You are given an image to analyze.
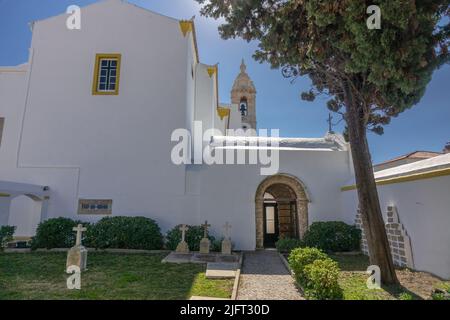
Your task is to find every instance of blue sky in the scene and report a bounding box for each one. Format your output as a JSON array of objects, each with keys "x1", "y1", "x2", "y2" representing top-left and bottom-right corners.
[{"x1": 0, "y1": 0, "x2": 449, "y2": 163}]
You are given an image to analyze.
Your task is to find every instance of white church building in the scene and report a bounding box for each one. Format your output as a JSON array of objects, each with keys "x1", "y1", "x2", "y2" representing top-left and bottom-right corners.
[{"x1": 1, "y1": 0, "x2": 449, "y2": 279}]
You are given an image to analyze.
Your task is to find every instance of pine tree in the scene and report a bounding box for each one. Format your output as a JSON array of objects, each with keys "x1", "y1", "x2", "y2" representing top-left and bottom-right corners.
[{"x1": 195, "y1": 0, "x2": 449, "y2": 284}]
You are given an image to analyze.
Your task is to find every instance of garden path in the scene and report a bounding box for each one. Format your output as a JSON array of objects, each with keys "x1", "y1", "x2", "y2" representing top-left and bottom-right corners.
[{"x1": 236, "y1": 250, "x2": 303, "y2": 300}]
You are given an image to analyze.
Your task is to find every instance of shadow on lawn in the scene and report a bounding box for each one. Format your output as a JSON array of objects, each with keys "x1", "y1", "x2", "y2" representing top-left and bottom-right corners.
[
  {"x1": 330, "y1": 253, "x2": 423, "y2": 300},
  {"x1": 381, "y1": 283, "x2": 422, "y2": 300},
  {"x1": 0, "y1": 252, "x2": 233, "y2": 300}
]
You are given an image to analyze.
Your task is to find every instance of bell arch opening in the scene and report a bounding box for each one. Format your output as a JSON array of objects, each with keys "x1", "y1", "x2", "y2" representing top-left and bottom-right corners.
[{"x1": 255, "y1": 174, "x2": 310, "y2": 248}]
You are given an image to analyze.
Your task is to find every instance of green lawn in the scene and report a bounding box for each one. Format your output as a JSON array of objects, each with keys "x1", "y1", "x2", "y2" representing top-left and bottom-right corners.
[
  {"x1": 0, "y1": 252, "x2": 234, "y2": 300},
  {"x1": 330, "y1": 254, "x2": 449, "y2": 300}
]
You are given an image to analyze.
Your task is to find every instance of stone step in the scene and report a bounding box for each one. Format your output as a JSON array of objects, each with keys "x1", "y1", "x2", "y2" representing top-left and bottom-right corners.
[{"x1": 206, "y1": 262, "x2": 238, "y2": 279}]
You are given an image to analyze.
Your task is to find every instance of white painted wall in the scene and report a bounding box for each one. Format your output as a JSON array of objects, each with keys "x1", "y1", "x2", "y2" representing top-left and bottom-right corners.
[
  {"x1": 192, "y1": 147, "x2": 352, "y2": 249},
  {"x1": 194, "y1": 63, "x2": 216, "y2": 141},
  {"x1": 1, "y1": 0, "x2": 190, "y2": 227},
  {"x1": 341, "y1": 175, "x2": 450, "y2": 280},
  {"x1": 0, "y1": 198, "x2": 11, "y2": 226},
  {"x1": 0, "y1": 0, "x2": 353, "y2": 251},
  {"x1": 8, "y1": 195, "x2": 42, "y2": 236}
]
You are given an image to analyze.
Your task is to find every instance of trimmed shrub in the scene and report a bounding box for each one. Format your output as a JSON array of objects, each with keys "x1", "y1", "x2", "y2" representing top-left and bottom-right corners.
[
  {"x1": 288, "y1": 247, "x2": 328, "y2": 283},
  {"x1": 166, "y1": 225, "x2": 216, "y2": 251},
  {"x1": 288, "y1": 247, "x2": 343, "y2": 300},
  {"x1": 303, "y1": 258, "x2": 343, "y2": 300},
  {"x1": 0, "y1": 225, "x2": 16, "y2": 249},
  {"x1": 398, "y1": 293, "x2": 414, "y2": 300},
  {"x1": 31, "y1": 218, "x2": 88, "y2": 249},
  {"x1": 275, "y1": 237, "x2": 304, "y2": 253},
  {"x1": 88, "y1": 216, "x2": 163, "y2": 250},
  {"x1": 211, "y1": 239, "x2": 222, "y2": 252},
  {"x1": 303, "y1": 221, "x2": 361, "y2": 253}
]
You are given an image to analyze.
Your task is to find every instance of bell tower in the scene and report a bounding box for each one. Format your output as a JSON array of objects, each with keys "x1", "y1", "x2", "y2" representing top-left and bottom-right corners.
[{"x1": 231, "y1": 59, "x2": 257, "y2": 129}]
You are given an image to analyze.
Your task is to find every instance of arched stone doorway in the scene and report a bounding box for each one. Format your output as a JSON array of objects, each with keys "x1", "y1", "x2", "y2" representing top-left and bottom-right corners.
[{"x1": 255, "y1": 174, "x2": 310, "y2": 248}]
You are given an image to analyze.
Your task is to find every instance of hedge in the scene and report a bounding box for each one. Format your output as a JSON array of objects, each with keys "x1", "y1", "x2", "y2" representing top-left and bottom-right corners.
[
  {"x1": 288, "y1": 247, "x2": 328, "y2": 284},
  {"x1": 0, "y1": 225, "x2": 16, "y2": 249},
  {"x1": 31, "y1": 217, "x2": 88, "y2": 250},
  {"x1": 303, "y1": 258, "x2": 342, "y2": 299},
  {"x1": 88, "y1": 216, "x2": 163, "y2": 250},
  {"x1": 275, "y1": 237, "x2": 304, "y2": 253},
  {"x1": 31, "y1": 216, "x2": 163, "y2": 250},
  {"x1": 288, "y1": 247, "x2": 342, "y2": 300},
  {"x1": 166, "y1": 224, "x2": 216, "y2": 251},
  {"x1": 303, "y1": 221, "x2": 361, "y2": 253}
]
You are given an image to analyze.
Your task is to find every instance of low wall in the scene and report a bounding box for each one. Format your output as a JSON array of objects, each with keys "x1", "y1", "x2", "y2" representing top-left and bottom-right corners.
[{"x1": 341, "y1": 173, "x2": 450, "y2": 280}]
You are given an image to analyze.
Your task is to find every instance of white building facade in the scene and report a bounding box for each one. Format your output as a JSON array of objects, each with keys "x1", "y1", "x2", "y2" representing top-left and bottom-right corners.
[
  {"x1": 2, "y1": 0, "x2": 449, "y2": 280},
  {"x1": 0, "y1": 0, "x2": 353, "y2": 250}
]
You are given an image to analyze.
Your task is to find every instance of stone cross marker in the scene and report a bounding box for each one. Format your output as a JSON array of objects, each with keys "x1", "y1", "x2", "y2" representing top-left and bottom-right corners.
[
  {"x1": 176, "y1": 224, "x2": 190, "y2": 253},
  {"x1": 180, "y1": 224, "x2": 189, "y2": 242},
  {"x1": 200, "y1": 220, "x2": 211, "y2": 254},
  {"x1": 66, "y1": 224, "x2": 88, "y2": 272},
  {"x1": 223, "y1": 222, "x2": 232, "y2": 240},
  {"x1": 221, "y1": 222, "x2": 232, "y2": 255},
  {"x1": 202, "y1": 220, "x2": 211, "y2": 238},
  {"x1": 73, "y1": 224, "x2": 87, "y2": 246}
]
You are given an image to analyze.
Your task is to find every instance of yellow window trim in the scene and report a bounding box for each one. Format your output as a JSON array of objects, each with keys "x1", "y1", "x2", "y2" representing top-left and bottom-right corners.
[
  {"x1": 0, "y1": 193, "x2": 10, "y2": 197},
  {"x1": 341, "y1": 167, "x2": 450, "y2": 191},
  {"x1": 92, "y1": 53, "x2": 122, "y2": 96}
]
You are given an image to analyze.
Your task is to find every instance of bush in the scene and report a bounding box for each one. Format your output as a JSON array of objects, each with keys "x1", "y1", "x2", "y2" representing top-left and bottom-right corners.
[
  {"x1": 275, "y1": 238, "x2": 303, "y2": 253},
  {"x1": 303, "y1": 258, "x2": 343, "y2": 300},
  {"x1": 211, "y1": 239, "x2": 222, "y2": 252},
  {"x1": 432, "y1": 285, "x2": 450, "y2": 300},
  {"x1": 288, "y1": 247, "x2": 343, "y2": 300},
  {"x1": 0, "y1": 225, "x2": 16, "y2": 249},
  {"x1": 303, "y1": 221, "x2": 361, "y2": 253},
  {"x1": 398, "y1": 293, "x2": 414, "y2": 300},
  {"x1": 31, "y1": 218, "x2": 88, "y2": 249},
  {"x1": 88, "y1": 216, "x2": 163, "y2": 250},
  {"x1": 166, "y1": 225, "x2": 216, "y2": 251},
  {"x1": 288, "y1": 247, "x2": 328, "y2": 284}
]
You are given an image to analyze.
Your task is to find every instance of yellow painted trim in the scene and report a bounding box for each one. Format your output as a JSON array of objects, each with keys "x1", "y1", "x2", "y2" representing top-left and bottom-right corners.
[
  {"x1": 214, "y1": 64, "x2": 219, "y2": 108},
  {"x1": 179, "y1": 20, "x2": 199, "y2": 63},
  {"x1": 0, "y1": 193, "x2": 10, "y2": 197},
  {"x1": 341, "y1": 185, "x2": 357, "y2": 192},
  {"x1": 341, "y1": 167, "x2": 450, "y2": 191},
  {"x1": 179, "y1": 20, "x2": 192, "y2": 37},
  {"x1": 191, "y1": 21, "x2": 200, "y2": 63},
  {"x1": 207, "y1": 65, "x2": 217, "y2": 78},
  {"x1": 217, "y1": 107, "x2": 230, "y2": 120},
  {"x1": 0, "y1": 70, "x2": 26, "y2": 73},
  {"x1": 92, "y1": 53, "x2": 122, "y2": 96},
  {"x1": 12, "y1": 236, "x2": 32, "y2": 241}
]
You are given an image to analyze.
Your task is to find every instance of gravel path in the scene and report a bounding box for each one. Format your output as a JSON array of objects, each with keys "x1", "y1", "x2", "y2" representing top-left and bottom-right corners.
[{"x1": 237, "y1": 250, "x2": 304, "y2": 300}]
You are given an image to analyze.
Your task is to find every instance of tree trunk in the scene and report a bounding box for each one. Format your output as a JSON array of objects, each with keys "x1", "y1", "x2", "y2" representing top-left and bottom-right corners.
[{"x1": 343, "y1": 83, "x2": 399, "y2": 285}]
